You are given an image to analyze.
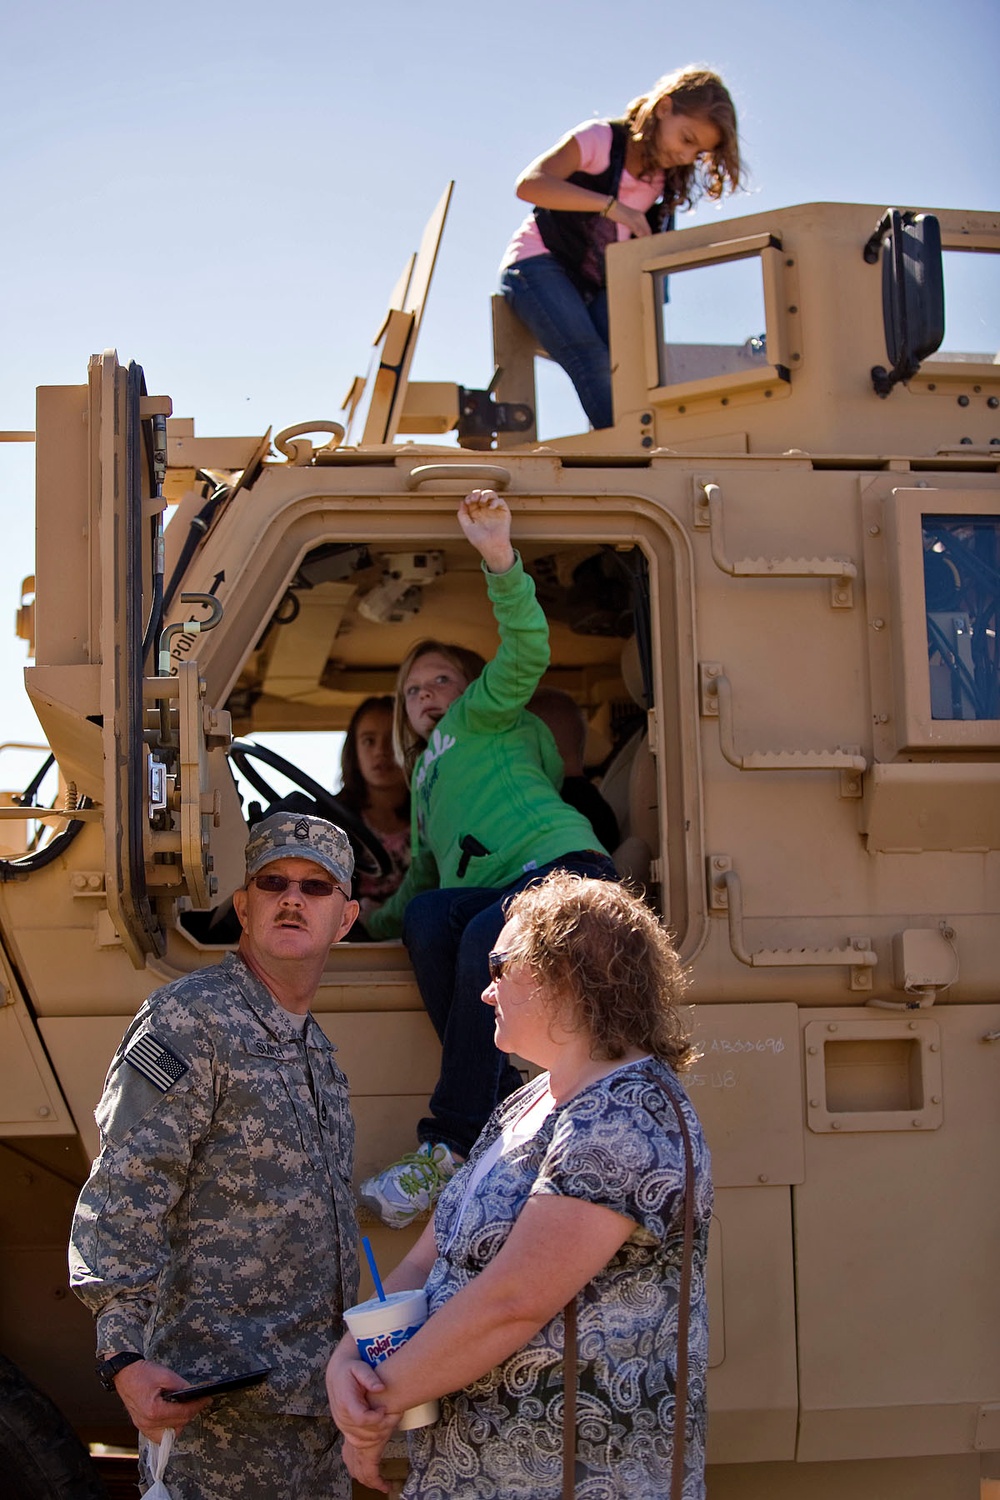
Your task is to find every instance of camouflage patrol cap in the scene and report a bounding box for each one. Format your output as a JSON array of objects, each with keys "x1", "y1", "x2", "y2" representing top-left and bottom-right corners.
[{"x1": 245, "y1": 813, "x2": 354, "y2": 889}]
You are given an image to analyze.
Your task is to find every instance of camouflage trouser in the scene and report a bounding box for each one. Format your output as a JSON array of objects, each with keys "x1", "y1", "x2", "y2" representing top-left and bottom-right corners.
[{"x1": 138, "y1": 1408, "x2": 349, "y2": 1499}]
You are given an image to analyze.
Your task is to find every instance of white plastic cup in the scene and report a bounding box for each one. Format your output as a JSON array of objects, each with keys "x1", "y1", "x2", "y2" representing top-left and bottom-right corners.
[{"x1": 343, "y1": 1288, "x2": 440, "y2": 1430}]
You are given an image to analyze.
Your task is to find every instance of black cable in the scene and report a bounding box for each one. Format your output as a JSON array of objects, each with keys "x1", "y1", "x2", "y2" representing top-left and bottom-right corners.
[
  {"x1": 162, "y1": 478, "x2": 230, "y2": 617},
  {"x1": 926, "y1": 615, "x2": 981, "y2": 716},
  {"x1": 15, "y1": 753, "x2": 55, "y2": 807},
  {"x1": 137, "y1": 369, "x2": 165, "y2": 666},
  {"x1": 0, "y1": 800, "x2": 90, "y2": 881},
  {"x1": 925, "y1": 522, "x2": 1000, "y2": 592},
  {"x1": 126, "y1": 366, "x2": 154, "y2": 924},
  {"x1": 141, "y1": 545, "x2": 164, "y2": 667}
]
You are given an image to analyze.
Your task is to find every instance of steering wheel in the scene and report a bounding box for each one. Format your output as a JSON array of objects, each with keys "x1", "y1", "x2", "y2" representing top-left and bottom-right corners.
[{"x1": 227, "y1": 739, "x2": 393, "y2": 881}]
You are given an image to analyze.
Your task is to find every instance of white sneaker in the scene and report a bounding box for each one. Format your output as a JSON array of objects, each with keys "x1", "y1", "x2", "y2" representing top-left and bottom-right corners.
[{"x1": 359, "y1": 1142, "x2": 461, "y2": 1228}]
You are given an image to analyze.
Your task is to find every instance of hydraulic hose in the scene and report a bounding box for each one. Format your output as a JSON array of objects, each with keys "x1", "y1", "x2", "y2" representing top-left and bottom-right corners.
[
  {"x1": 162, "y1": 477, "x2": 230, "y2": 617},
  {"x1": 0, "y1": 799, "x2": 91, "y2": 880}
]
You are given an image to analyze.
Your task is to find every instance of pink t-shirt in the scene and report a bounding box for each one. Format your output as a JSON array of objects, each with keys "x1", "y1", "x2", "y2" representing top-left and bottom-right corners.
[
  {"x1": 356, "y1": 824, "x2": 410, "y2": 906},
  {"x1": 499, "y1": 120, "x2": 665, "y2": 271}
]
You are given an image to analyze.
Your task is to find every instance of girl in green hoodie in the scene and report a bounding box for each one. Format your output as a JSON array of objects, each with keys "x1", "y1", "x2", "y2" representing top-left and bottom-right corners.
[{"x1": 360, "y1": 490, "x2": 617, "y2": 1228}]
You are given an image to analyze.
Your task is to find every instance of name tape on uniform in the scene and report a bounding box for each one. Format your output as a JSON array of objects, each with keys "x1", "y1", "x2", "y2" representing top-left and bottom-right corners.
[{"x1": 124, "y1": 1032, "x2": 189, "y2": 1093}]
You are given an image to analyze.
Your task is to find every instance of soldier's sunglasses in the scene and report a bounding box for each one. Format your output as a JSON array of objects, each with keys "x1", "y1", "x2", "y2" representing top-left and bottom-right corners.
[
  {"x1": 252, "y1": 873, "x2": 344, "y2": 898},
  {"x1": 487, "y1": 950, "x2": 513, "y2": 984}
]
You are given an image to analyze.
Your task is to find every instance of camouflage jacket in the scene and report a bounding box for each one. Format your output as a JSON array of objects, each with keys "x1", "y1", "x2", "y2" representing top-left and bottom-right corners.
[{"x1": 69, "y1": 952, "x2": 359, "y2": 1415}]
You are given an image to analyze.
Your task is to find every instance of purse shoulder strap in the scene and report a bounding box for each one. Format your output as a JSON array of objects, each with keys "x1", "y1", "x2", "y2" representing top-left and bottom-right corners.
[
  {"x1": 561, "y1": 1293, "x2": 577, "y2": 1500},
  {"x1": 563, "y1": 1076, "x2": 697, "y2": 1500},
  {"x1": 664, "y1": 1083, "x2": 697, "y2": 1500}
]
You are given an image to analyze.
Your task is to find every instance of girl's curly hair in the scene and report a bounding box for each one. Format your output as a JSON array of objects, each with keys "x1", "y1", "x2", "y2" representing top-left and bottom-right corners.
[
  {"x1": 503, "y1": 870, "x2": 694, "y2": 1071},
  {"x1": 626, "y1": 65, "x2": 743, "y2": 209}
]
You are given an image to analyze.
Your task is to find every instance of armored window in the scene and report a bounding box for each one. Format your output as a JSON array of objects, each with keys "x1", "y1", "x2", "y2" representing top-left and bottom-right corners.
[
  {"x1": 881, "y1": 487, "x2": 1000, "y2": 752},
  {"x1": 654, "y1": 254, "x2": 770, "y2": 388},
  {"x1": 923, "y1": 514, "x2": 999, "y2": 722}
]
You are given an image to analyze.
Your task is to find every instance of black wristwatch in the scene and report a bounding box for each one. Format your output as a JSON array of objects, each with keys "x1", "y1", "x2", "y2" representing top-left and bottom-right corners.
[{"x1": 97, "y1": 1351, "x2": 144, "y2": 1391}]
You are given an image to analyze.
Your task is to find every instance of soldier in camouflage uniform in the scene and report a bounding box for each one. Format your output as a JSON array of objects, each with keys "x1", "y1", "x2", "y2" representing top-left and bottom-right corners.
[{"x1": 70, "y1": 813, "x2": 362, "y2": 1499}]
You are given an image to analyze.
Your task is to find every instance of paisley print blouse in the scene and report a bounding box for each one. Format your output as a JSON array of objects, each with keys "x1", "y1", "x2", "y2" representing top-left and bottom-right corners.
[{"x1": 403, "y1": 1058, "x2": 713, "y2": 1499}]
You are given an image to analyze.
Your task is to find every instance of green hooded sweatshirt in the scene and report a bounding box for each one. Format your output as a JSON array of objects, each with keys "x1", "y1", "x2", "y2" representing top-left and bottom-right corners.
[{"x1": 365, "y1": 555, "x2": 608, "y2": 939}]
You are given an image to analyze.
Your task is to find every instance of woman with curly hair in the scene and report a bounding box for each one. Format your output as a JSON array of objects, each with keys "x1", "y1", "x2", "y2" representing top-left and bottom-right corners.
[
  {"x1": 329, "y1": 869, "x2": 712, "y2": 1500},
  {"x1": 500, "y1": 66, "x2": 743, "y2": 430}
]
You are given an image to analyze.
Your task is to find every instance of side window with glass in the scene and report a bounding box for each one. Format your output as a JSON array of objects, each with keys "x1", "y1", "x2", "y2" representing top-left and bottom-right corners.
[
  {"x1": 924, "y1": 515, "x2": 999, "y2": 721},
  {"x1": 656, "y1": 256, "x2": 769, "y2": 386}
]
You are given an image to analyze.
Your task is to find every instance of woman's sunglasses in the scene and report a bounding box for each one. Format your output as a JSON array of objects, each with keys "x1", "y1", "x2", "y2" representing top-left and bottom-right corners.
[
  {"x1": 252, "y1": 873, "x2": 345, "y2": 899},
  {"x1": 487, "y1": 950, "x2": 513, "y2": 984}
]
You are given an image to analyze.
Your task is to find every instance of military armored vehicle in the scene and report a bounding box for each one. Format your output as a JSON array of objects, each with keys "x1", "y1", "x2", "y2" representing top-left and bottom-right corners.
[{"x1": 0, "y1": 195, "x2": 997, "y2": 1499}]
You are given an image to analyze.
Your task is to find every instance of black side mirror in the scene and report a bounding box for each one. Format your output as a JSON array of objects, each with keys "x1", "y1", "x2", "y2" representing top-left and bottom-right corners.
[{"x1": 863, "y1": 209, "x2": 945, "y2": 397}]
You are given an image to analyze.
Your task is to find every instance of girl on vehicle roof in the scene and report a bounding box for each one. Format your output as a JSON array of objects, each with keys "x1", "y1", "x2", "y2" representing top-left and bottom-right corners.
[{"x1": 499, "y1": 66, "x2": 743, "y2": 430}]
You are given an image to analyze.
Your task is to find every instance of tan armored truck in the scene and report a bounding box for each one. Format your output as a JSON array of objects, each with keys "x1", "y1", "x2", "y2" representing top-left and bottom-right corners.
[{"x1": 0, "y1": 198, "x2": 997, "y2": 1500}]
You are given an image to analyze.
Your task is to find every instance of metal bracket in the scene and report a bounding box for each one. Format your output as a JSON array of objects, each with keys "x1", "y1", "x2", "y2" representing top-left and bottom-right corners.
[
  {"x1": 148, "y1": 758, "x2": 168, "y2": 816},
  {"x1": 176, "y1": 662, "x2": 220, "y2": 907},
  {"x1": 707, "y1": 857, "x2": 876, "y2": 989},
  {"x1": 456, "y1": 386, "x2": 534, "y2": 444},
  {"x1": 694, "y1": 480, "x2": 855, "y2": 607},
  {"x1": 839, "y1": 761, "x2": 864, "y2": 799},
  {"x1": 203, "y1": 705, "x2": 232, "y2": 752},
  {"x1": 700, "y1": 665, "x2": 867, "y2": 787}
]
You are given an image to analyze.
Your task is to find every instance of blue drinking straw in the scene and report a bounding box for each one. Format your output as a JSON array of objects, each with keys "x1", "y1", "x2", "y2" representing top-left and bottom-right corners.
[{"x1": 362, "y1": 1236, "x2": 387, "y2": 1302}]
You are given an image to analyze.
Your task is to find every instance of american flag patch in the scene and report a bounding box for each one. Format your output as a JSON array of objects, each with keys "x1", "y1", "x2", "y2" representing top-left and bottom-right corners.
[{"x1": 124, "y1": 1032, "x2": 189, "y2": 1093}]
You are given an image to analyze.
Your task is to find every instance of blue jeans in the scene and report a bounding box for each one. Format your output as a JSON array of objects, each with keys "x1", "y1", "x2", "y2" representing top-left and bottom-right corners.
[
  {"x1": 500, "y1": 256, "x2": 613, "y2": 430},
  {"x1": 402, "y1": 851, "x2": 618, "y2": 1158}
]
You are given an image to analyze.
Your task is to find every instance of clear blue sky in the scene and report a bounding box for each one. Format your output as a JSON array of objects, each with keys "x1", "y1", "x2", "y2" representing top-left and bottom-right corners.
[{"x1": 0, "y1": 0, "x2": 997, "y2": 774}]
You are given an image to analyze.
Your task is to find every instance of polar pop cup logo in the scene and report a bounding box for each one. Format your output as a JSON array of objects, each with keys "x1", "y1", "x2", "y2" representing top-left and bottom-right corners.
[
  {"x1": 343, "y1": 1288, "x2": 440, "y2": 1431},
  {"x1": 357, "y1": 1321, "x2": 423, "y2": 1365}
]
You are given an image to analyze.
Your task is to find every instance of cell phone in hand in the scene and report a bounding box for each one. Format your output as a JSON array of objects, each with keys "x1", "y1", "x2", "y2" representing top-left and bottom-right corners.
[{"x1": 161, "y1": 1366, "x2": 271, "y2": 1403}]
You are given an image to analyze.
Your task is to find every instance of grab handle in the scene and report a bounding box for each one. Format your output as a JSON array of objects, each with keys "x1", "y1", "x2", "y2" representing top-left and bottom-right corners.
[{"x1": 404, "y1": 464, "x2": 511, "y2": 491}]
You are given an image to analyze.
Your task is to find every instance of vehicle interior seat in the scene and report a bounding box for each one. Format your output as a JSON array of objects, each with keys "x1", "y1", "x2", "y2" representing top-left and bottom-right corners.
[{"x1": 598, "y1": 637, "x2": 657, "y2": 889}]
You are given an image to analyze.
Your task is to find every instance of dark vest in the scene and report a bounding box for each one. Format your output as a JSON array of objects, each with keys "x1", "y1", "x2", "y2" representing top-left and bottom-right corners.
[{"x1": 534, "y1": 120, "x2": 675, "y2": 294}]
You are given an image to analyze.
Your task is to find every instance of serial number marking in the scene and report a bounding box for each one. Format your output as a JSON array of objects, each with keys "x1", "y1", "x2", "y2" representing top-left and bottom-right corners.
[
  {"x1": 702, "y1": 1037, "x2": 786, "y2": 1055},
  {"x1": 687, "y1": 1070, "x2": 738, "y2": 1090}
]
